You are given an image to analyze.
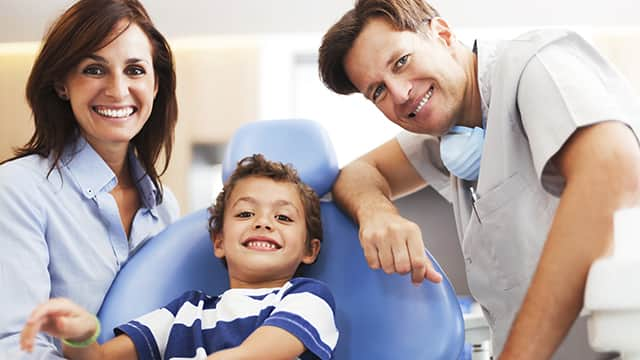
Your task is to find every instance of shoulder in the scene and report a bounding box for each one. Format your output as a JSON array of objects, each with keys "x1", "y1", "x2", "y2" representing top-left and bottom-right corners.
[
  {"x1": 163, "y1": 290, "x2": 216, "y2": 315},
  {"x1": 282, "y1": 278, "x2": 336, "y2": 309},
  {"x1": 0, "y1": 155, "x2": 53, "y2": 199}
]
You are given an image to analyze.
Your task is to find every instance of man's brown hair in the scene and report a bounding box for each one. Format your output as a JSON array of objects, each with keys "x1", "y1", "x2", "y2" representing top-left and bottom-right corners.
[{"x1": 318, "y1": 0, "x2": 439, "y2": 95}]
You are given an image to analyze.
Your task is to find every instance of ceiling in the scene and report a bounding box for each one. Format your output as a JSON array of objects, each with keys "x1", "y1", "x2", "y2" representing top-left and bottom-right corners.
[{"x1": 1, "y1": 0, "x2": 639, "y2": 43}]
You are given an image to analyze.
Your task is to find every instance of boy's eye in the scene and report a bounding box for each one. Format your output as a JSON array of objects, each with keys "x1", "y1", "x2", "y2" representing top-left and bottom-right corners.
[
  {"x1": 126, "y1": 65, "x2": 146, "y2": 76},
  {"x1": 275, "y1": 214, "x2": 293, "y2": 222},
  {"x1": 82, "y1": 65, "x2": 104, "y2": 76},
  {"x1": 372, "y1": 84, "x2": 386, "y2": 102},
  {"x1": 236, "y1": 211, "x2": 254, "y2": 218}
]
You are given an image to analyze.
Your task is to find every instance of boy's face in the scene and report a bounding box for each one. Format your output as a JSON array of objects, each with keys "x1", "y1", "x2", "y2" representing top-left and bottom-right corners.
[{"x1": 213, "y1": 176, "x2": 320, "y2": 288}]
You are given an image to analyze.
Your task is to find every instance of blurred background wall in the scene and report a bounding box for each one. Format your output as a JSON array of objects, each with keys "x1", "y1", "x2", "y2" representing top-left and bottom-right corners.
[{"x1": 2, "y1": 0, "x2": 640, "y2": 299}]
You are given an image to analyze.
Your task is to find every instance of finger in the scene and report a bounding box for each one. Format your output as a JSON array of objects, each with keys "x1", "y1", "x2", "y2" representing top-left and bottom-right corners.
[
  {"x1": 20, "y1": 317, "x2": 45, "y2": 352},
  {"x1": 362, "y1": 243, "x2": 381, "y2": 270},
  {"x1": 424, "y1": 259, "x2": 443, "y2": 283},
  {"x1": 407, "y1": 238, "x2": 427, "y2": 284},
  {"x1": 391, "y1": 239, "x2": 411, "y2": 275},
  {"x1": 377, "y1": 242, "x2": 395, "y2": 274}
]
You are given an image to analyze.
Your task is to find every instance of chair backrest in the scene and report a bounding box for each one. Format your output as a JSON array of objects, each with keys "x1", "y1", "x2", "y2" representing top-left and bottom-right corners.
[{"x1": 98, "y1": 119, "x2": 465, "y2": 359}]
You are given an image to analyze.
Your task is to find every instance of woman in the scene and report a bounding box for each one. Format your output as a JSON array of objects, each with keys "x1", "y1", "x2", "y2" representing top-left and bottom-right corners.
[{"x1": 0, "y1": 0, "x2": 179, "y2": 357}]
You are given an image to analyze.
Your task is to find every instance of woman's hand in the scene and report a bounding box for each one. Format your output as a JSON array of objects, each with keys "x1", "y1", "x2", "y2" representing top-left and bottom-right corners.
[{"x1": 20, "y1": 298, "x2": 97, "y2": 353}]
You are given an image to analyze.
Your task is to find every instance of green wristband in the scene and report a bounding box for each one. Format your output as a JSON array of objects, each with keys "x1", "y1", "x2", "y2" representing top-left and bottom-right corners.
[{"x1": 62, "y1": 315, "x2": 100, "y2": 348}]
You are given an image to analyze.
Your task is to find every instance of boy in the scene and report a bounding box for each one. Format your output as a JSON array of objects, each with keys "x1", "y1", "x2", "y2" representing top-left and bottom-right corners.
[{"x1": 20, "y1": 154, "x2": 339, "y2": 359}]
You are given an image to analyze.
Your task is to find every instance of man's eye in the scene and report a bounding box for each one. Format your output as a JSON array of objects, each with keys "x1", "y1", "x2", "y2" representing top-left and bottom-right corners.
[
  {"x1": 82, "y1": 65, "x2": 104, "y2": 76},
  {"x1": 372, "y1": 84, "x2": 386, "y2": 102},
  {"x1": 275, "y1": 214, "x2": 292, "y2": 222},
  {"x1": 236, "y1": 211, "x2": 253, "y2": 218},
  {"x1": 396, "y1": 54, "x2": 409, "y2": 68}
]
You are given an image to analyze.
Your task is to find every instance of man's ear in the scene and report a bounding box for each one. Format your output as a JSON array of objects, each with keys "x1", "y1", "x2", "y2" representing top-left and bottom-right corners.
[
  {"x1": 301, "y1": 238, "x2": 321, "y2": 265},
  {"x1": 428, "y1": 17, "x2": 455, "y2": 46},
  {"x1": 212, "y1": 232, "x2": 225, "y2": 259}
]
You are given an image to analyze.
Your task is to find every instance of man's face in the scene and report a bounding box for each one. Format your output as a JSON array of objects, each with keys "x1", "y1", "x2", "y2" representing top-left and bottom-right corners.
[{"x1": 343, "y1": 17, "x2": 468, "y2": 136}]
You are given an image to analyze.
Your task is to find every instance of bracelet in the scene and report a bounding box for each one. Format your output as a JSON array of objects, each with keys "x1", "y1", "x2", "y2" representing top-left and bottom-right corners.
[{"x1": 62, "y1": 315, "x2": 101, "y2": 348}]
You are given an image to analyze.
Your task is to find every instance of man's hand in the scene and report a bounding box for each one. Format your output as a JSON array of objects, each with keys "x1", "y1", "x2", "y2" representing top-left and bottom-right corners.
[{"x1": 359, "y1": 209, "x2": 442, "y2": 285}]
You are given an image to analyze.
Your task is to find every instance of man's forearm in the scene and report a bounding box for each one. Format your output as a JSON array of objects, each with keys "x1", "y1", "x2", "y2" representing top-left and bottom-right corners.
[{"x1": 332, "y1": 160, "x2": 397, "y2": 223}]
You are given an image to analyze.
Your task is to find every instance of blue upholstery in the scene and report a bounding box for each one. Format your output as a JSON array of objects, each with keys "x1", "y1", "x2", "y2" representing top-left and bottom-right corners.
[{"x1": 98, "y1": 119, "x2": 465, "y2": 358}]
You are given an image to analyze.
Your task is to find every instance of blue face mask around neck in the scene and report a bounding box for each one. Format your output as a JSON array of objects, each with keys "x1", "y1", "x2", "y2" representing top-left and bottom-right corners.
[{"x1": 439, "y1": 125, "x2": 485, "y2": 181}]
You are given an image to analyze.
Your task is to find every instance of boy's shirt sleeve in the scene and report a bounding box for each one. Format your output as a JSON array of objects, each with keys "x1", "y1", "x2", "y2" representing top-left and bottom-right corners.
[
  {"x1": 264, "y1": 278, "x2": 339, "y2": 360},
  {"x1": 114, "y1": 290, "x2": 202, "y2": 360}
]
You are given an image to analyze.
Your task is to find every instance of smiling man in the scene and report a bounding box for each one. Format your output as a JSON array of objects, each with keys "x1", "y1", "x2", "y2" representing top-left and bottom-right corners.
[{"x1": 318, "y1": 0, "x2": 640, "y2": 358}]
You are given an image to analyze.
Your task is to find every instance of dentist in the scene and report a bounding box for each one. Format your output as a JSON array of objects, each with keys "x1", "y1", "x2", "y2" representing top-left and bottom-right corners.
[{"x1": 318, "y1": 0, "x2": 640, "y2": 358}]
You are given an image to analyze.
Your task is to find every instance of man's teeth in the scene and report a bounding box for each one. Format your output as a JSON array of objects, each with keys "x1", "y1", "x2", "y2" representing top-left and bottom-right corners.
[
  {"x1": 413, "y1": 88, "x2": 434, "y2": 115},
  {"x1": 94, "y1": 107, "x2": 134, "y2": 118},
  {"x1": 246, "y1": 241, "x2": 278, "y2": 249}
]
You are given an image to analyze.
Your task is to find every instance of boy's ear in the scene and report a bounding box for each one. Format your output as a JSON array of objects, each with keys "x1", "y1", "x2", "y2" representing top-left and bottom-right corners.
[
  {"x1": 212, "y1": 232, "x2": 225, "y2": 259},
  {"x1": 301, "y1": 238, "x2": 321, "y2": 265}
]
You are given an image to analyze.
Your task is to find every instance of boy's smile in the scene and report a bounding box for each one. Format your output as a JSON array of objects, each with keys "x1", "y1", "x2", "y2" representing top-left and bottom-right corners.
[{"x1": 214, "y1": 176, "x2": 320, "y2": 288}]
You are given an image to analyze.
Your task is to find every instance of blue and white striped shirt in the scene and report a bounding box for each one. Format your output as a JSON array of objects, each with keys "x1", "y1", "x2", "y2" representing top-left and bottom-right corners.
[{"x1": 117, "y1": 277, "x2": 339, "y2": 360}]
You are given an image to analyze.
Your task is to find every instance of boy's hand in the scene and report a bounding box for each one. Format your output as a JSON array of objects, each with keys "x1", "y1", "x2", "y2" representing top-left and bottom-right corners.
[{"x1": 20, "y1": 298, "x2": 97, "y2": 353}]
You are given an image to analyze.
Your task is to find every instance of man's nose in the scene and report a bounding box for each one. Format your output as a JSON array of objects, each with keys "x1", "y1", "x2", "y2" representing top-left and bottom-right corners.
[{"x1": 387, "y1": 78, "x2": 411, "y2": 105}]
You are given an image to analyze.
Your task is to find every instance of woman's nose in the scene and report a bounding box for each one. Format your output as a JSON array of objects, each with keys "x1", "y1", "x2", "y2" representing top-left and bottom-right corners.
[{"x1": 104, "y1": 73, "x2": 129, "y2": 99}]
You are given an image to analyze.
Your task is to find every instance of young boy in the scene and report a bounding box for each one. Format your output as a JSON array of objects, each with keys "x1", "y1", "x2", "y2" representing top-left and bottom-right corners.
[{"x1": 20, "y1": 154, "x2": 339, "y2": 359}]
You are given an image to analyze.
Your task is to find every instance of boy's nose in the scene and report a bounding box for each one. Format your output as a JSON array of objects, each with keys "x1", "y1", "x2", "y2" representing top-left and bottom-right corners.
[{"x1": 254, "y1": 223, "x2": 272, "y2": 231}]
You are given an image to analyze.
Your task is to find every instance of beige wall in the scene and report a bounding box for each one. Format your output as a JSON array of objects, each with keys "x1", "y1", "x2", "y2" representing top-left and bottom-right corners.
[
  {"x1": 2, "y1": 31, "x2": 639, "y2": 213},
  {"x1": 0, "y1": 40, "x2": 261, "y2": 214}
]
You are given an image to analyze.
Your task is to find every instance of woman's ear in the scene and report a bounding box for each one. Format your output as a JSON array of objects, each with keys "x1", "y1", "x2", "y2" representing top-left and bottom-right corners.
[
  {"x1": 301, "y1": 238, "x2": 321, "y2": 265},
  {"x1": 54, "y1": 82, "x2": 69, "y2": 101},
  {"x1": 212, "y1": 232, "x2": 225, "y2": 259}
]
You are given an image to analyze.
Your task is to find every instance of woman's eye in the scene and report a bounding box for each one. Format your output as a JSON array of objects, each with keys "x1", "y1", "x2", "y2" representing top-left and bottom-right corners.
[
  {"x1": 275, "y1": 214, "x2": 292, "y2": 222},
  {"x1": 126, "y1": 65, "x2": 146, "y2": 76},
  {"x1": 372, "y1": 84, "x2": 386, "y2": 102},
  {"x1": 395, "y1": 54, "x2": 409, "y2": 68},
  {"x1": 82, "y1": 65, "x2": 104, "y2": 76},
  {"x1": 236, "y1": 211, "x2": 253, "y2": 218}
]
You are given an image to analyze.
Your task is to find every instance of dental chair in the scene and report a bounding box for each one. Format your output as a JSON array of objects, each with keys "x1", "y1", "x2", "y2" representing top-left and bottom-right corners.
[{"x1": 97, "y1": 119, "x2": 465, "y2": 359}]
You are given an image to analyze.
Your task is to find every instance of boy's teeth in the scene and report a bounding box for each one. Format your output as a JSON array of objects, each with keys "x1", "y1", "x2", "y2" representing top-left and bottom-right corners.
[{"x1": 247, "y1": 241, "x2": 277, "y2": 249}]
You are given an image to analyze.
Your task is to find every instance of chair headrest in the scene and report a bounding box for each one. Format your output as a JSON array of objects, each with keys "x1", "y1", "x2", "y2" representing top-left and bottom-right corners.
[{"x1": 222, "y1": 119, "x2": 339, "y2": 196}]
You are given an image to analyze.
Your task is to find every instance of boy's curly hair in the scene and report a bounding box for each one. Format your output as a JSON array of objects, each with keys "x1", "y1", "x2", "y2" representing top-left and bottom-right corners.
[{"x1": 208, "y1": 154, "x2": 322, "y2": 248}]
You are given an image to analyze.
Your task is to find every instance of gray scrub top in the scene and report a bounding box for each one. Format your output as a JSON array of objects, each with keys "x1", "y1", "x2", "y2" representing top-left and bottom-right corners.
[{"x1": 397, "y1": 29, "x2": 640, "y2": 355}]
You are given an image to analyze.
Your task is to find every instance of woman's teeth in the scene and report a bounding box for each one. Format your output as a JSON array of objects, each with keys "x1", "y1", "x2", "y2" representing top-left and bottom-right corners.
[
  {"x1": 409, "y1": 87, "x2": 434, "y2": 118},
  {"x1": 94, "y1": 106, "x2": 134, "y2": 118}
]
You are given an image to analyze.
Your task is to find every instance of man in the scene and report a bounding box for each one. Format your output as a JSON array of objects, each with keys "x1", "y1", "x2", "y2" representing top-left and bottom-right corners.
[{"x1": 318, "y1": 0, "x2": 640, "y2": 358}]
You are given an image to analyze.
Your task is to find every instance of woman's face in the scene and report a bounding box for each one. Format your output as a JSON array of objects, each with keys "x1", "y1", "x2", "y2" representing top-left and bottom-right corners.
[
  {"x1": 61, "y1": 20, "x2": 157, "y2": 155},
  {"x1": 343, "y1": 17, "x2": 469, "y2": 136}
]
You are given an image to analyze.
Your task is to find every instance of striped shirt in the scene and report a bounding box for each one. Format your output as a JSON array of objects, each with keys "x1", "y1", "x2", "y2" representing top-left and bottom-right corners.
[{"x1": 116, "y1": 277, "x2": 338, "y2": 360}]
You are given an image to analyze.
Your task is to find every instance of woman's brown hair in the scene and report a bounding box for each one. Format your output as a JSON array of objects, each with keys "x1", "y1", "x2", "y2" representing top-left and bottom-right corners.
[{"x1": 8, "y1": 0, "x2": 177, "y2": 204}]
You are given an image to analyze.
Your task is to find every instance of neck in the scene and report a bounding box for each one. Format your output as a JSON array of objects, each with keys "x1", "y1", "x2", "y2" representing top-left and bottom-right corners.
[
  {"x1": 458, "y1": 43, "x2": 483, "y2": 128},
  {"x1": 228, "y1": 276, "x2": 291, "y2": 290}
]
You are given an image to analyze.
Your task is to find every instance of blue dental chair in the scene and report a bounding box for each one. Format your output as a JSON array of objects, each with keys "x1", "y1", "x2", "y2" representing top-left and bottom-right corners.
[{"x1": 97, "y1": 119, "x2": 465, "y2": 359}]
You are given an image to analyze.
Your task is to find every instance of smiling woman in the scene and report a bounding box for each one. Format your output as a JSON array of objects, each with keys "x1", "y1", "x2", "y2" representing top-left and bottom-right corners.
[{"x1": 0, "y1": 0, "x2": 180, "y2": 358}]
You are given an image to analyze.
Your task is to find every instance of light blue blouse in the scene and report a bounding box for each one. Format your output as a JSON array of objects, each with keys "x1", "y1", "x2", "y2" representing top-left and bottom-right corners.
[{"x1": 0, "y1": 136, "x2": 179, "y2": 358}]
